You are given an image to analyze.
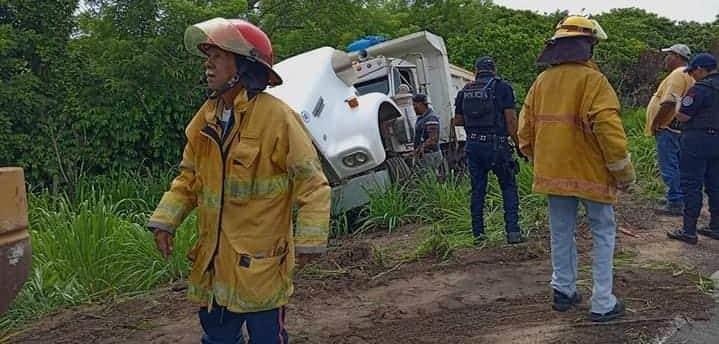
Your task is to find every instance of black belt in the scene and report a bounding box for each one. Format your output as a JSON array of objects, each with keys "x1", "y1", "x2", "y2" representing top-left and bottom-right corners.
[
  {"x1": 467, "y1": 133, "x2": 508, "y2": 142},
  {"x1": 668, "y1": 118, "x2": 682, "y2": 131},
  {"x1": 684, "y1": 128, "x2": 718, "y2": 134}
]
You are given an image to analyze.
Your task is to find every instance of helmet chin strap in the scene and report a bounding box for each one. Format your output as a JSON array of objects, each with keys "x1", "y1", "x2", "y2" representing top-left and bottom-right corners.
[{"x1": 207, "y1": 73, "x2": 242, "y2": 100}]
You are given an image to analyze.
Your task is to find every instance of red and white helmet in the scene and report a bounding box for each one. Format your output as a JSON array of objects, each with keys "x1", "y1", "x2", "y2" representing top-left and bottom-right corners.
[{"x1": 184, "y1": 17, "x2": 282, "y2": 86}]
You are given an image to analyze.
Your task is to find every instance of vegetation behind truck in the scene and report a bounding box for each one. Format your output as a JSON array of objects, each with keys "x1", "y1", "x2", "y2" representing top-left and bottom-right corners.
[{"x1": 268, "y1": 31, "x2": 473, "y2": 213}]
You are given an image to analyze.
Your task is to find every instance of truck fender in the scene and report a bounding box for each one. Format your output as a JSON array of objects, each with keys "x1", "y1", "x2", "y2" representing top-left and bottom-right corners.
[{"x1": 325, "y1": 93, "x2": 401, "y2": 179}]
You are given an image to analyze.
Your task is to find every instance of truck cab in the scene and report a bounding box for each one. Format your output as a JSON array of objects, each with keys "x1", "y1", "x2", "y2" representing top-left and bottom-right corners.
[
  {"x1": 267, "y1": 31, "x2": 473, "y2": 213},
  {"x1": 348, "y1": 31, "x2": 474, "y2": 151},
  {"x1": 353, "y1": 57, "x2": 421, "y2": 155}
]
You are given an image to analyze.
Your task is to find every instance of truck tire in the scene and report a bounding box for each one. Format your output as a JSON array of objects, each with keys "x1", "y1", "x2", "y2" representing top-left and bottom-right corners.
[{"x1": 385, "y1": 157, "x2": 411, "y2": 183}]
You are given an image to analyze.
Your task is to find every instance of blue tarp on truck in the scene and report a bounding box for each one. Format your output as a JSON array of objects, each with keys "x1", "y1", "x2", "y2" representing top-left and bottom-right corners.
[{"x1": 346, "y1": 36, "x2": 387, "y2": 53}]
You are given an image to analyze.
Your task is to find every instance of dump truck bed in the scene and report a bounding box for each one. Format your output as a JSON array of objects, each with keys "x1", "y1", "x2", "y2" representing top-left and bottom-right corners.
[{"x1": 349, "y1": 31, "x2": 473, "y2": 142}]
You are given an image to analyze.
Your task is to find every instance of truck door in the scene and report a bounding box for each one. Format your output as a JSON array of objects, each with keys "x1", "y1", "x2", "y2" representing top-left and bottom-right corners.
[{"x1": 388, "y1": 67, "x2": 415, "y2": 150}]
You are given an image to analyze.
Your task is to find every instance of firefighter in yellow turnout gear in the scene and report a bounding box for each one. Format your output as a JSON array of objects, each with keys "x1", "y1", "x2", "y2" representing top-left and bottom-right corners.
[
  {"x1": 148, "y1": 18, "x2": 330, "y2": 343},
  {"x1": 518, "y1": 16, "x2": 635, "y2": 323}
]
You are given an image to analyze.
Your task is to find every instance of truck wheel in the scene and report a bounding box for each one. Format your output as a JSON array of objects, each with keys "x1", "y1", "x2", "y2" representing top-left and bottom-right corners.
[{"x1": 386, "y1": 157, "x2": 411, "y2": 183}]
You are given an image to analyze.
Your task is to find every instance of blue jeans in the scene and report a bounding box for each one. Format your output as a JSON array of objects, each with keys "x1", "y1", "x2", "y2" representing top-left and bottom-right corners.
[
  {"x1": 465, "y1": 139, "x2": 520, "y2": 237},
  {"x1": 199, "y1": 305, "x2": 288, "y2": 344},
  {"x1": 680, "y1": 130, "x2": 719, "y2": 235},
  {"x1": 548, "y1": 196, "x2": 617, "y2": 314},
  {"x1": 656, "y1": 130, "x2": 683, "y2": 205}
]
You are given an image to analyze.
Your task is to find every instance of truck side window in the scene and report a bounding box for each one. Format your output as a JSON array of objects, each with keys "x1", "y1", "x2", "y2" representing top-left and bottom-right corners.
[{"x1": 395, "y1": 69, "x2": 416, "y2": 94}]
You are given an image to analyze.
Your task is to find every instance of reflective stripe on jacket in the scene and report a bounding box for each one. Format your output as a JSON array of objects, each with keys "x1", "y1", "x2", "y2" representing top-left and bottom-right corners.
[
  {"x1": 149, "y1": 88, "x2": 331, "y2": 312},
  {"x1": 518, "y1": 61, "x2": 635, "y2": 203}
]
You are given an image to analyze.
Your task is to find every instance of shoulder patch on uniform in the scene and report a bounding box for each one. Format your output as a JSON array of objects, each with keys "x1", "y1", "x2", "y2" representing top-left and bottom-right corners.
[{"x1": 682, "y1": 96, "x2": 694, "y2": 107}]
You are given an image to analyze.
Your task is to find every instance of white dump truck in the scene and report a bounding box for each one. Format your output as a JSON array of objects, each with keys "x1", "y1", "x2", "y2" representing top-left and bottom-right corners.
[{"x1": 267, "y1": 31, "x2": 474, "y2": 212}]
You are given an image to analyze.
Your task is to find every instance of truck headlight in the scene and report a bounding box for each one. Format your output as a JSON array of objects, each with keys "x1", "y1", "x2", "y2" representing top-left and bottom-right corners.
[
  {"x1": 343, "y1": 155, "x2": 357, "y2": 167},
  {"x1": 354, "y1": 152, "x2": 368, "y2": 164},
  {"x1": 342, "y1": 152, "x2": 368, "y2": 167}
]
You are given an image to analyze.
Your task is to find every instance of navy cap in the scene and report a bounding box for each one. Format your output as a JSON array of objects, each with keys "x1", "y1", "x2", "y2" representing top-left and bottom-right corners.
[
  {"x1": 685, "y1": 53, "x2": 717, "y2": 73},
  {"x1": 475, "y1": 56, "x2": 496, "y2": 72},
  {"x1": 412, "y1": 93, "x2": 428, "y2": 103}
]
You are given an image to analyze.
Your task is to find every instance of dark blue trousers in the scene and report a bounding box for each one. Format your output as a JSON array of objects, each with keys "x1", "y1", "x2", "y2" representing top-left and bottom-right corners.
[
  {"x1": 465, "y1": 138, "x2": 520, "y2": 238},
  {"x1": 680, "y1": 130, "x2": 719, "y2": 235},
  {"x1": 198, "y1": 304, "x2": 288, "y2": 344}
]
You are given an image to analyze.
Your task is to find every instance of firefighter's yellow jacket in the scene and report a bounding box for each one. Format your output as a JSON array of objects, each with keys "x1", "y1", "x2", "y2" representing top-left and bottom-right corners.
[
  {"x1": 518, "y1": 61, "x2": 635, "y2": 204},
  {"x1": 149, "y1": 88, "x2": 331, "y2": 313}
]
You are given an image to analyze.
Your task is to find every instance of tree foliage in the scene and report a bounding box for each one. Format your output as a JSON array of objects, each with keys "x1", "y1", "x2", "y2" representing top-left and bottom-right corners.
[{"x1": 1, "y1": 0, "x2": 718, "y2": 186}]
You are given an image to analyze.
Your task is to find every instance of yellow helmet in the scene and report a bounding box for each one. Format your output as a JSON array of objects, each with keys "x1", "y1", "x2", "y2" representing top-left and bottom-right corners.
[{"x1": 552, "y1": 16, "x2": 607, "y2": 40}]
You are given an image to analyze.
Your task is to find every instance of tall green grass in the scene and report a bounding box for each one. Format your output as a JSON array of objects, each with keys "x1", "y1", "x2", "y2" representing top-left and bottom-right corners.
[
  {"x1": 359, "y1": 182, "x2": 419, "y2": 233},
  {"x1": 623, "y1": 108, "x2": 664, "y2": 200},
  {"x1": 362, "y1": 108, "x2": 658, "y2": 258},
  {"x1": 360, "y1": 169, "x2": 546, "y2": 259},
  {"x1": 415, "y1": 169, "x2": 546, "y2": 258},
  {"x1": 1, "y1": 170, "x2": 196, "y2": 338}
]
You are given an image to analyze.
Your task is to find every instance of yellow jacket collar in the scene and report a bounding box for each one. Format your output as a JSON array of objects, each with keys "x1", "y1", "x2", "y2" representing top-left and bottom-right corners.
[{"x1": 203, "y1": 87, "x2": 251, "y2": 124}]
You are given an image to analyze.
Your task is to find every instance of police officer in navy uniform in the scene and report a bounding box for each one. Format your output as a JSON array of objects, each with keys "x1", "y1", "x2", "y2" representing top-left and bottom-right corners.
[
  {"x1": 454, "y1": 56, "x2": 524, "y2": 244},
  {"x1": 667, "y1": 53, "x2": 719, "y2": 244}
]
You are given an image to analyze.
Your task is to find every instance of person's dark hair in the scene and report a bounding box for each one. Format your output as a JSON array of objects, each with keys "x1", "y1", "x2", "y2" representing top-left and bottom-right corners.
[
  {"x1": 537, "y1": 36, "x2": 595, "y2": 66},
  {"x1": 412, "y1": 93, "x2": 429, "y2": 104},
  {"x1": 235, "y1": 55, "x2": 270, "y2": 98}
]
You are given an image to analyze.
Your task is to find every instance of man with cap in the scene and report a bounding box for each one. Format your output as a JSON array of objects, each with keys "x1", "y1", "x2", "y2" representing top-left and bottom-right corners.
[
  {"x1": 518, "y1": 16, "x2": 635, "y2": 322},
  {"x1": 454, "y1": 56, "x2": 524, "y2": 245},
  {"x1": 148, "y1": 18, "x2": 330, "y2": 343},
  {"x1": 412, "y1": 93, "x2": 443, "y2": 175},
  {"x1": 667, "y1": 53, "x2": 719, "y2": 244},
  {"x1": 645, "y1": 44, "x2": 694, "y2": 216}
]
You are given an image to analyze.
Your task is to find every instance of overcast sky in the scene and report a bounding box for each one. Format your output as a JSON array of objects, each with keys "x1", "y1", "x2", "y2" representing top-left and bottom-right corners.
[{"x1": 493, "y1": 0, "x2": 718, "y2": 23}]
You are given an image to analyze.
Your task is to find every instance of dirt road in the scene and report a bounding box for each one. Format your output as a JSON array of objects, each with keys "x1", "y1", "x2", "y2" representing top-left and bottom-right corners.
[{"x1": 8, "y1": 197, "x2": 719, "y2": 344}]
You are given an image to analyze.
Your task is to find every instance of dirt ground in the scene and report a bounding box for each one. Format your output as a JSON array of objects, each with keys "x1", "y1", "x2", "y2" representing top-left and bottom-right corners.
[{"x1": 7, "y1": 196, "x2": 719, "y2": 344}]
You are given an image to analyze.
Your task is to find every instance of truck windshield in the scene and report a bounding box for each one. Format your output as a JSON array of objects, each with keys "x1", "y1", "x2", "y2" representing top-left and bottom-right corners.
[{"x1": 354, "y1": 77, "x2": 389, "y2": 95}]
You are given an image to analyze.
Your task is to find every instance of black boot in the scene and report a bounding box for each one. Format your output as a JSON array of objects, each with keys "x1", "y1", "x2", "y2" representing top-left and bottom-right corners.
[
  {"x1": 591, "y1": 300, "x2": 625, "y2": 322},
  {"x1": 506, "y1": 232, "x2": 524, "y2": 245},
  {"x1": 552, "y1": 289, "x2": 582, "y2": 312},
  {"x1": 667, "y1": 229, "x2": 698, "y2": 245}
]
